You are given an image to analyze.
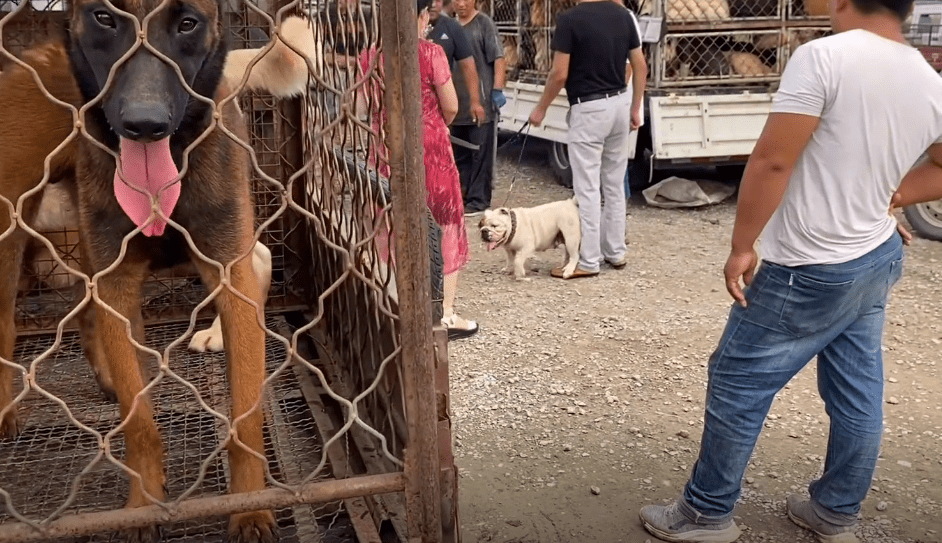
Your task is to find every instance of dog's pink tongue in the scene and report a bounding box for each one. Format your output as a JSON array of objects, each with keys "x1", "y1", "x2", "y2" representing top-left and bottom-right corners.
[
  {"x1": 113, "y1": 137, "x2": 180, "y2": 237},
  {"x1": 487, "y1": 241, "x2": 499, "y2": 251}
]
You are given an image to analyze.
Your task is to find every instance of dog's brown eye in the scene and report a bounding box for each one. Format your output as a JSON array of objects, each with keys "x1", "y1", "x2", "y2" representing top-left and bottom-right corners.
[
  {"x1": 177, "y1": 17, "x2": 198, "y2": 33},
  {"x1": 94, "y1": 10, "x2": 116, "y2": 28}
]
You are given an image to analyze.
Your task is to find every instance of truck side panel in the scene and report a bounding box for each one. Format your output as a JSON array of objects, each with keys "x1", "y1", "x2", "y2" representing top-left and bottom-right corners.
[{"x1": 649, "y1": 93, "x2": 772, "y2": 161}]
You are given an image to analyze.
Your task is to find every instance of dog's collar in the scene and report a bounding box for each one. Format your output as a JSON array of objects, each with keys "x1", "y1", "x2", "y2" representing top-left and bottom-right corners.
[{"x1": 506, "y1": 210, "x2": 517, "y2": 246}]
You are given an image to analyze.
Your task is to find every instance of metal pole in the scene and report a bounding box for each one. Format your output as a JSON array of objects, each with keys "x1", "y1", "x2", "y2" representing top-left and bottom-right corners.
[
  {"x1": 0, "y1": 473, "x2": 405, "y2": 543},
  {"x1": 377, "y1": 0, "x2": 443, "y2": 542}
]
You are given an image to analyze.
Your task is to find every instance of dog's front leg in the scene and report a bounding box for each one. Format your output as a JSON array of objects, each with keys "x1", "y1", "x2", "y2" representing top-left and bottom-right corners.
[
  {"x1": 0, "y1": 229, "x2": 28, "y2": 438},
  {"x1": 75, "y1": 245, "x2": 117, "y2": 402},
  {"x1": 501, "y1": 249, "x2": 515, "y2": 275},
  {"x1": 512, "y1": 250, "x2": 531, "y2": 281},
  {"x1": 95, "y1": 261, "x2": 166, "y2": 540},
  {"x1": 193, "y1": 247, "x2": 275, "y2": 542}
]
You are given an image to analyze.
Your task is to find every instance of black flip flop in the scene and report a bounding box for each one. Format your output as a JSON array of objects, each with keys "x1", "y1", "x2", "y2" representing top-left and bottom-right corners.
[{"x1": 447, "y1": 321, "x2": 479, "y2": 340}]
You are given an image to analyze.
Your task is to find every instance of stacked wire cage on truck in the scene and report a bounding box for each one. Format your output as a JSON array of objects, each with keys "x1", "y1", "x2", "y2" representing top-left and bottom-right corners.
[
  {"x1": 645, "y1": 0, "x2": 829, "y2": 88},
  {"x1": 0, "y1": 0, "x2": 455, "y2": 541},
  {"x1": 488, "y1": 0, "x2": 829, "y2": 88}
]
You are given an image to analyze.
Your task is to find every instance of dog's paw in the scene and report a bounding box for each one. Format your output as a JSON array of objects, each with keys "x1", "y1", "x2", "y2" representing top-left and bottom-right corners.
[
  {"x1": 121, "y1": 524, "x2": 163, "y2": 543},
  {"x1": 188, "y1": 318, "x2": 225, "y2": 353},
  {"x1": 228, "y1": 511, "x2": 277, "y2": 543},
  {"x1": 93, "y1": 374, "x2": 118, "y2": 403},
  {"x1": 513, "y1": 275, "x2": 532, "y2": 282},
  {"x1": 0, "y1": 407, "x2": 20, "y2": 440}
]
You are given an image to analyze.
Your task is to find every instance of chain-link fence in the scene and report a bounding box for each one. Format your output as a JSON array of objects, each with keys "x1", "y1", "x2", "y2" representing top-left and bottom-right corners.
[
  {"x1": 786, "y1": 0, "x2": 828, "y2": 20},
  {"x1": 0, "y1": 0, "x2": 452, "y2": 541},
  {"x1": 653, "y1": 29, "x2": 784, "y2": 86}
]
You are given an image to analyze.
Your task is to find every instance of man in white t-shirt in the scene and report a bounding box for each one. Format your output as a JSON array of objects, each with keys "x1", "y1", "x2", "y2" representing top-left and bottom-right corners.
[{"x1": 640, "y1": 1, "x2": 942, "y2": 542}]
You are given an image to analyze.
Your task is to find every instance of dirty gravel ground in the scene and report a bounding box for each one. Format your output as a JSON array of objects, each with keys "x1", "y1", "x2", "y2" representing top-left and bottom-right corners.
[{"x1": 450, "y1": 139, "x2": 942, "y2": 543}]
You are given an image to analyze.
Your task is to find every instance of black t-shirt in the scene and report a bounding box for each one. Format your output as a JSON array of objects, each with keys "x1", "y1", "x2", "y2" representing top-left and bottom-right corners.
[
  {"x1": 428, "y1": 14, "x2": 473, "y2": 73},
  {"x1": 551, "y1": 1, "x2": 641, "y2": 103},
  {"x1": 451, "y1": 13, "x2": 503, "y2": 125}
]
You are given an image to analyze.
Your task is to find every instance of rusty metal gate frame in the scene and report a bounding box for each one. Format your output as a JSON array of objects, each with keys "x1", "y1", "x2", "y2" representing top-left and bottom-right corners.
[{"x1": 0, "y1": 0, "x2": 455, "y2": 540}]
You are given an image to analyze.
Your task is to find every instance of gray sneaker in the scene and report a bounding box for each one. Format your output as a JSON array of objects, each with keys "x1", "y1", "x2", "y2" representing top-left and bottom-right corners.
[
  {"x1": 786, "y1": 495, "x2": 859, "y2": 543},
  {"x1": 640, "y1": 500, "x2": 742, "y2": 543}
]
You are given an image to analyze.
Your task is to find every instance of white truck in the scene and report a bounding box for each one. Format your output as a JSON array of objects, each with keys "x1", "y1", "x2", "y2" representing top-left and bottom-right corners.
[
  {"x1": 484, "y1": 0, "x2": 831, "y2": 189},
  {"x1": 902, "y1": 1, "x2": 942, "y2": 240}
]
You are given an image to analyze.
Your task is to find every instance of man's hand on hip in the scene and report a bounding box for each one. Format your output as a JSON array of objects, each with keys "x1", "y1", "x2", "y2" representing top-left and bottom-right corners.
[{"x1": 724, "y1": 248, "x2": 758, "y2": 308}]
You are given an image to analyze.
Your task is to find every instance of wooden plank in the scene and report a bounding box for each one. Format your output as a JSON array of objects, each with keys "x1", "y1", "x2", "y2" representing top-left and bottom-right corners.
[{"x1": 293, "y1": 364, "x2": 384, "y2": 543}]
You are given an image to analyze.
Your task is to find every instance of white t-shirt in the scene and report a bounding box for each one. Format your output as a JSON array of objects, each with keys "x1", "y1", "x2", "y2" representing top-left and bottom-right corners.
[{"x1": 762, "y1": 29, "x2": 942, "y2": 266}]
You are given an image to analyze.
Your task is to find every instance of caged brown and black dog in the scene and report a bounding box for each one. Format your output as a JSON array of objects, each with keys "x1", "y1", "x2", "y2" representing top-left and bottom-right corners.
[{"x1": 0, "y1": 1, "x2": 314, "y2": 541}]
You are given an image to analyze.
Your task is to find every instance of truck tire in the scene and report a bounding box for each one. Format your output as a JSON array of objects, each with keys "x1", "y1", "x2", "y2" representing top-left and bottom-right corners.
[
  {"x1": 334, "y1": 148, "x2": 444, "y2": 323},
  {"x1": 549, "y1": 141, "x2": 573, "y2": 189},
  {"x1": 628, "y1": 124, "x2": 653, "y2": 192},
  {"x1": 904, "y1": 201, "x2": 942, "y2": 241},
  {"x1": 427, "y1": 210, "x2": 444, "y2": 323}
]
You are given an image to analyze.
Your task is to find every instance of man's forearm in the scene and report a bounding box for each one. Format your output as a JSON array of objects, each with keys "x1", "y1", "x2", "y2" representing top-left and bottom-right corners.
[
  {"x1": 458, "y1": 58, "x2": 482, "y2": 106},
  {"x1": 631, "y1": 62, "x2": 646, "y2": 111},
  {"x1": 895, "y1": 159, "x2": 942, "y2": 208},
  {"x1": 731, "y1": 157, "x2": 791, "y2": 252},
  {"x1": 494, "y1": 57, "x2": 507, "y2": 89}
]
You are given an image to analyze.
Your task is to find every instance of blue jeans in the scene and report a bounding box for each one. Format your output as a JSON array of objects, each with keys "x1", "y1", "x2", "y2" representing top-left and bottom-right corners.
[{"x1": 683, "y1": 233, "x2": 904, "y2": 526}]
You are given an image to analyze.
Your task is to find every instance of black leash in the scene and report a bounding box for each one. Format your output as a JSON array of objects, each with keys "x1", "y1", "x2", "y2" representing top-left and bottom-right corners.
[{"x1": 498, "y1": 121, "x2": 531, "y2": 209}]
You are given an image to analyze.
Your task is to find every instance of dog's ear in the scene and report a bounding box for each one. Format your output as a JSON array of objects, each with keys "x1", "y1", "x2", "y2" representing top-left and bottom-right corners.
[{"x1": 499, "y1": 208, "x2": 509, "y2": 216}]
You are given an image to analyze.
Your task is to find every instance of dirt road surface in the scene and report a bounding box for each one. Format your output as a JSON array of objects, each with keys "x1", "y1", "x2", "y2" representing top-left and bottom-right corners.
[{"x1": 452, "y1": 140, "x2": 942, "y2": 543}]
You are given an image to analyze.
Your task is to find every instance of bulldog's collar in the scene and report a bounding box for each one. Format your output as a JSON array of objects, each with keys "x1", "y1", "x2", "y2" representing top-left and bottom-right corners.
[{"x1": 506, "y1": 210, "x2": 517, "y2": 246}]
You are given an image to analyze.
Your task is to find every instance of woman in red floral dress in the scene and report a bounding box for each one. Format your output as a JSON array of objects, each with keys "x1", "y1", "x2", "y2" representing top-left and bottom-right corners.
[{"x1": 358, "y1": 0, "x2": 477, "y2": 338}]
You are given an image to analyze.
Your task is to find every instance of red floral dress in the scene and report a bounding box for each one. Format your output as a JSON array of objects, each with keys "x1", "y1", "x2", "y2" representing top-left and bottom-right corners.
[{"x1": 359, "y1": 40, "x2": 470, "y2": 275}]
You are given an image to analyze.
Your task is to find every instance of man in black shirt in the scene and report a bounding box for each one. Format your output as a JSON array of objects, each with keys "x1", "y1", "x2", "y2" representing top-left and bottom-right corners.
[
  {"x1": 427, "y1": 0, "x2": 486, "y2": 124},
  {"x1": 452, "y1": 0, "x2": 505, "y2": 215},
  {"x1": 529, "y1": 0, "x2": 646, "y2": 279}
]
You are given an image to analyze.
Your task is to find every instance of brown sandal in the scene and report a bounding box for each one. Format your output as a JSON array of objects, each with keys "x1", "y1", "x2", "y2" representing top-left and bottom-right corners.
[{"x1": 551, "y1": 266, "x2": 599, "y2": 279}]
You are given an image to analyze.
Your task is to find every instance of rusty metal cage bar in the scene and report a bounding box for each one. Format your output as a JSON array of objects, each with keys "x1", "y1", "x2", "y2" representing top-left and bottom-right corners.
[{"x1": 377, "y1": 0, "x2": 442, "y2": 540}]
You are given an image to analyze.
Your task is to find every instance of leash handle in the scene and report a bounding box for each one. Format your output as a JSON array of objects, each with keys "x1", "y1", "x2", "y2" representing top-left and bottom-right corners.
[{"x1": 499, "y1": 121, "x2": 531, "y2": 209}]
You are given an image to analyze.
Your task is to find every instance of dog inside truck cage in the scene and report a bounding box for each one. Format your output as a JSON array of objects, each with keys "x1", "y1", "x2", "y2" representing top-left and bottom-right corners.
[{"x1": 0, "y1": 0, "x2": 445, "y2": 541}]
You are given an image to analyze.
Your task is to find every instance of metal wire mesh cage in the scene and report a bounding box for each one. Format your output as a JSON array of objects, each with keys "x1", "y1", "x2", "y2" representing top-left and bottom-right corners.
[
  {"x1": 638, "y1": 0, "x2": 783, "y2": 22},
  {"x1": 785, "y1": 26, "x2": 830, "y2": 54},
  {"x1": 655, "y1": 29, "x2": 785, "y2": 86},
  {"x1": 786, "y1": 0, "x2": 829, "y2": 20},
  {"x1": 0, "y1": 0, "x2": 452, "y2": 540}
]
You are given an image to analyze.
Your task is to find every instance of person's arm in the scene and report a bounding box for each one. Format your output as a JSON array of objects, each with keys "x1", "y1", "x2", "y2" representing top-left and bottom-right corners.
[
  {"x1": 893, "y1": 144, "x2": 942, "y2": 207},
  {"x1": 435, "y1": 77, "x2": 459, "y2": 125},
  {"x1": 457, "y1": 57, "x2": 485, "y2": 123},
  {"x1": 628, "y1": 47, "x2": 646, "y2": 130},
  {"x1": 725, "y1": 112, "x2": 819, "y2": 305},
  {"x1": 528, "y1": 51, "x2": 568, "y2": 127},
  {"x1": 494, "y1": 56, "x2": 507, "y2": 90}
]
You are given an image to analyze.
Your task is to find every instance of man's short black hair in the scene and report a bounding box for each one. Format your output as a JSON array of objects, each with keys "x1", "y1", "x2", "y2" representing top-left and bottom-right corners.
[
  {"x1": 418, "y1": 0, "x2": 433, "y2": 14},
  {"x1": 850, "y1": 0, "x2": 914, "y2": 20}
]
